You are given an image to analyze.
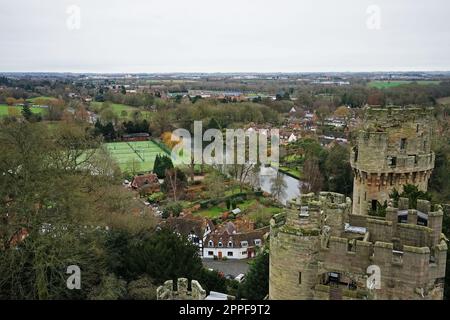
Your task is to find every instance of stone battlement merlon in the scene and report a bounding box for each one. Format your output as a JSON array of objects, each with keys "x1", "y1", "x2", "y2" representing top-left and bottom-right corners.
[
  {"x1": 363, "y1": 105, "x2": 435, "y2": 129},
  {"x1": 157, "y1": 278, "x2": 206, "y2": 300}
]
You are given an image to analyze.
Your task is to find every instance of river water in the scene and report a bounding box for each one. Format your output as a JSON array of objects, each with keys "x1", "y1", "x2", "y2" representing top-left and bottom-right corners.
[{"x1": 250, "y1": 166, "x2": 302, "y2": 205}]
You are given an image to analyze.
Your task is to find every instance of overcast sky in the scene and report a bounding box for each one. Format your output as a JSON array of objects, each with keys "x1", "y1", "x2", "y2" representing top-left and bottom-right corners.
[{"x1": 1, "y1": 0, "x2": 449, "y2": 73}]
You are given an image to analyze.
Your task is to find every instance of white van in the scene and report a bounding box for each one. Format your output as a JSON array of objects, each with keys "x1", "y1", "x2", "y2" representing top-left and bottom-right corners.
[{"x1": 235, "y1": 274, "x2": 245, "y2": 283}]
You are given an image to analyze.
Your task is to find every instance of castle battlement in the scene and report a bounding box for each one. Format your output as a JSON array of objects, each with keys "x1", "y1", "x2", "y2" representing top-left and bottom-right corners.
[
  {"x1": 270, "y1": 193, "x2": 447, "y2": 300},
  {"x1": 351, "y1": 106, "x2": 435, "y2": 216},
  {"x1": 157, "y1": 278, "x2": 206, "y2": 300},
  {"x1": 269, "y1": 106, "x2": 446, "y2": 300}
]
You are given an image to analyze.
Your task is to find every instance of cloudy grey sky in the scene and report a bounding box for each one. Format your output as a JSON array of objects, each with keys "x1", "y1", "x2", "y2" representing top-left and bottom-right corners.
[{"x1": 1, "y1": 0, "x2": 449, "y2": 73}]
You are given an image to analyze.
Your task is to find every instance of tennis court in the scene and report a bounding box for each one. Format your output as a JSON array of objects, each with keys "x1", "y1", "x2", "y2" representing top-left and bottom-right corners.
[{"x1": 105, "y1": 140, "x2": 169, "y2": 173}]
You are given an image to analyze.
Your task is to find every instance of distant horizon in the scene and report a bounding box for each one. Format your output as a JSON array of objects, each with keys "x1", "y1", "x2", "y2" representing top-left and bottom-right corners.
[{"x1": 2, "y1": 69, "x2": 450, "y2": 75}]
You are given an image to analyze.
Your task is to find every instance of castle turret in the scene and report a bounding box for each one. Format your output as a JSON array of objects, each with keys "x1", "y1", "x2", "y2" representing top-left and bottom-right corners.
[
  {"x1": 269, "y1": 192, "x2": 351, "y2": 300},
  {"x1": 269, "y1": 194, "x2": 447, "y2": 300},
  {"x1": 351, "y1": 106, "x2": 435, "y2": 215}
]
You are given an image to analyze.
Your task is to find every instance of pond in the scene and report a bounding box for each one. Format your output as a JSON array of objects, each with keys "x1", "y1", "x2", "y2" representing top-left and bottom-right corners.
[{"x1": 250, "y1": 166, "x2": 302, "y2": 205}]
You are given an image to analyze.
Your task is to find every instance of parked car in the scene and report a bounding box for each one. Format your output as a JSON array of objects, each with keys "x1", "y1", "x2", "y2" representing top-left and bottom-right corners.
[{"x1": 235, "y1": 274, "x2": 245, "y2": 283}]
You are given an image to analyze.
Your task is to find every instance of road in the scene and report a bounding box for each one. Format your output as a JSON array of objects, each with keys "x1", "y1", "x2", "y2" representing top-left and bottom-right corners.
[{"x1": 202, "y1": 258, "x2": 251, "y2": 277}]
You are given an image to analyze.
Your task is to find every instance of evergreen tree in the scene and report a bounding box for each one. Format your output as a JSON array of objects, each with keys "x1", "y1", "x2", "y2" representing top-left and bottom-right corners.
[
  {"x1": 153, "y1": 154, "x2": 173, "y2": 178},
  {"x1": 124, "y1": 228, "x2": 203, "y2": 283},
  {"x1": 21, "y1": 104, "x2": 33, "y2": 121},
  {"x1": 239, "y1": 247, "x2": 269, "y2": 300}
]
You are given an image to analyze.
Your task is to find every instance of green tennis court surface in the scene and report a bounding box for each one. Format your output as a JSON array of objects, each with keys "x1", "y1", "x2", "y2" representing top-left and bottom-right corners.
[{"x1": 105, "y1": 140, "x2": 169, "y2": 173}]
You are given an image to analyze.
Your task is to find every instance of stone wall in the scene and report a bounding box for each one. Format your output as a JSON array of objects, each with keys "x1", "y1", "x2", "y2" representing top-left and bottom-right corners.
[
  {"x1": 351, "y1": 106, "x2": 435, "y2": 215},
  {"x1": 157, "y1": 278, "x2": 206, "y2": 300},
  {"x1": 269, "y1": 192, "x2": 447, "y2": 300}
]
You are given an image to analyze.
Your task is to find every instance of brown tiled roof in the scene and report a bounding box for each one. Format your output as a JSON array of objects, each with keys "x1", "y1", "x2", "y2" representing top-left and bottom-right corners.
[
  {"x1": 205, "y1": 227, "x2": 269, "y2": 249},
  {"x1": 163, "y1": 215, "x2": 214, "y2": 238},
  {"x1": 131, "y1": 173, "x2": 159, "y2": 189}
]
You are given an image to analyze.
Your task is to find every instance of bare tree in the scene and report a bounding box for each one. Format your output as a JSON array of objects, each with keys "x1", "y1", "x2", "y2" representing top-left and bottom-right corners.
[
  {"x1": 301, "y1": 156, "x2": 323, "y2": 194},
  {"x1": 227, "y1": 163, "x2": 255, "y2": 193},
  {"x1": 164, "y1": 168, "x2": 187, "y2": 201},
  {"x1": 270, "y1": 171, "x2": 287, "y2": 201}
]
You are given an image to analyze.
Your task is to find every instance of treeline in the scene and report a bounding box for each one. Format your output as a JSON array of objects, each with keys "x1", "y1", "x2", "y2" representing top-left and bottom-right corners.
[
  {"x1": 173, "y1": 101, "x2": 283, "y2": 130},
  {"x1": 94, "y1": 119, "x2": 152, "y2": 141},
  {"x1": 296, "y1": 81, "x2": 450, "y2": 109},
  {"x1": 99, "y1": 90, "x2": 160, "y2": 108}
]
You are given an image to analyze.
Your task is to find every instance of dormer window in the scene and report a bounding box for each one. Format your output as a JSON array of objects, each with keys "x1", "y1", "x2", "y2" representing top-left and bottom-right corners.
[
  {"x1": 241, "y1": 241, "x2": 248, "y2": 247},
  {"x1": 228, "y1": 241, "x2": 233, "y2": 248},
  {"x1": 218, "y1": 242, "x2": 223, "y2": 248},
  {"x1": 254, "y1": 239, "x2": 262, "y2": 246},
  {"x1": 208, "y1": 240, "x2": 214, "y2": 247}
]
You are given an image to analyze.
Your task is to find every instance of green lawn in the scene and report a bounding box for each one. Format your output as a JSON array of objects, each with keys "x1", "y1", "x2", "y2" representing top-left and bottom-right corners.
[
  {"x1": 28, "y1": 96, "x2": 59, "y2": 103},
  {"x1": 195, "y1": 206, "x2": 226, "y2": 218},
  {"x1": 437, "y1": 96, "x2": 450, "y2": 105},
  {"x1": 195, "y1": 200, "x2": 258, "y2": 218},
  {"x1": 105, "y1": 140, "x2": 168, "y2": 173},
  {"x1": 193, "y1": 196, "x2": 283, "y2": 224},
  {"x1": 367, "y1": 80, "x2": 440, "y2": 89},
  {"x1": 0, "y1": 104, "x2": 46, "y2": 117},
  {"x1": 279, "y1": 166, "x2": 302, "y2": 179},
  {"x1": 283, "y1": 154, "x2": 302, "y2": 162},
  {"x1": 91, "y1": 102, "x2": 153, "y2": 120}
]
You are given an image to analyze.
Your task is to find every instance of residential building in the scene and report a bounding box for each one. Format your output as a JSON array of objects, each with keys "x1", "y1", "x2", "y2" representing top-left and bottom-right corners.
[{"x1": 203, "y1": 222, "x2": 268, "y2": 260}]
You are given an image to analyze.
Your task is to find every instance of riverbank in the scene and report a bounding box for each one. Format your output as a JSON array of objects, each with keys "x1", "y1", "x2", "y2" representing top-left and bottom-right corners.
[{"x1": 278, "y1": 166, "x2": 302, "y2": 180}]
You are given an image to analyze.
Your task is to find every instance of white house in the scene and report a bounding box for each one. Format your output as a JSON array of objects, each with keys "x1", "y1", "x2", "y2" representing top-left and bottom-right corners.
[
  {"x1": 203, "y1": 222, "x2": 267, "y2": 260},
  {"x1": 164, "y1": 215, "x2": 214, "y2": 257}
]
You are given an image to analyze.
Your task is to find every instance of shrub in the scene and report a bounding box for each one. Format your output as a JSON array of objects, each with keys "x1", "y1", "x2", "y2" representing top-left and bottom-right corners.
[
  {"x1": 127, "y1": 276, "x2": 157, "y2": 300},
  {"x1": 233, "y1": 196, "x2": 244, "y2": 204},
  {"x1": 148, "y1": 192, "x2": 164, "y2": 203},
  {"x1": 162, "y1": 201, "x2": 183, "y2": 218},
  {"x1": 200, "y1": 200, "x2": 210, "y2": 209}
]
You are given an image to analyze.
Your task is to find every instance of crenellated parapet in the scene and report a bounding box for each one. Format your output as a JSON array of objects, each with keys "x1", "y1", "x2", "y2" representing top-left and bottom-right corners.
[
  {"x1": 351, "y1": 106, "x2": 435, "y2": 215},
  {"x1": 269, "y1": 192, "x2": 447, "y2": 300},
  {"x1": 157, "y1": 278, "x2": 207, "y2": 300}
]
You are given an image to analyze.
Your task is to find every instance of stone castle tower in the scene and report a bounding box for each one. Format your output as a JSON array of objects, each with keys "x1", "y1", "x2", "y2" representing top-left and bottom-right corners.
[
  {"x1": 269, "y1": 192, "x2": 351, "y2": 300},
  {"x1": 269, "y1": 193, "x2": 447, "y2": 300},
  {"x1": 350, "y1": 106, "x2": 435, "y2": 215},
  {"x1": 269, "y1": 106, "x2": 447, "y2": 300}
]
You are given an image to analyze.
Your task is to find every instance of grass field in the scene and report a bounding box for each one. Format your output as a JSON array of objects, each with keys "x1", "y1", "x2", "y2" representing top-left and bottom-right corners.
[
  {"x1": 105, "y1": 140, "x2": 168, "y2": 173},
  {"x1": 27, "y1": 96, "x2": 59, "y2": 103},
  {"x1": 194, "y1": 198, "x2": 283, "y2": 220},
  {"x1": 91, "y1": 102, "x2": 153, "y2": 120},
  {"x1": 368, "y1": 80, "x2": 441, "y2": 89},
  {"x1": 0, "y1": 104, "x2": 47, "y2": 117},
  {"x1": 437, "y1": 96, "x2": 450, "y2": 105}
]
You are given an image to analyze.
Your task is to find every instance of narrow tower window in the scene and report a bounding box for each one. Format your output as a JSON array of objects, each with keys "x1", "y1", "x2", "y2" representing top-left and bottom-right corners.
[
  {"x1": 372, "y1": 200, "x2": 378, "y2": 211},
  {"x1": 400, "y1": 138, "x2": 407, "y2": 150}
]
